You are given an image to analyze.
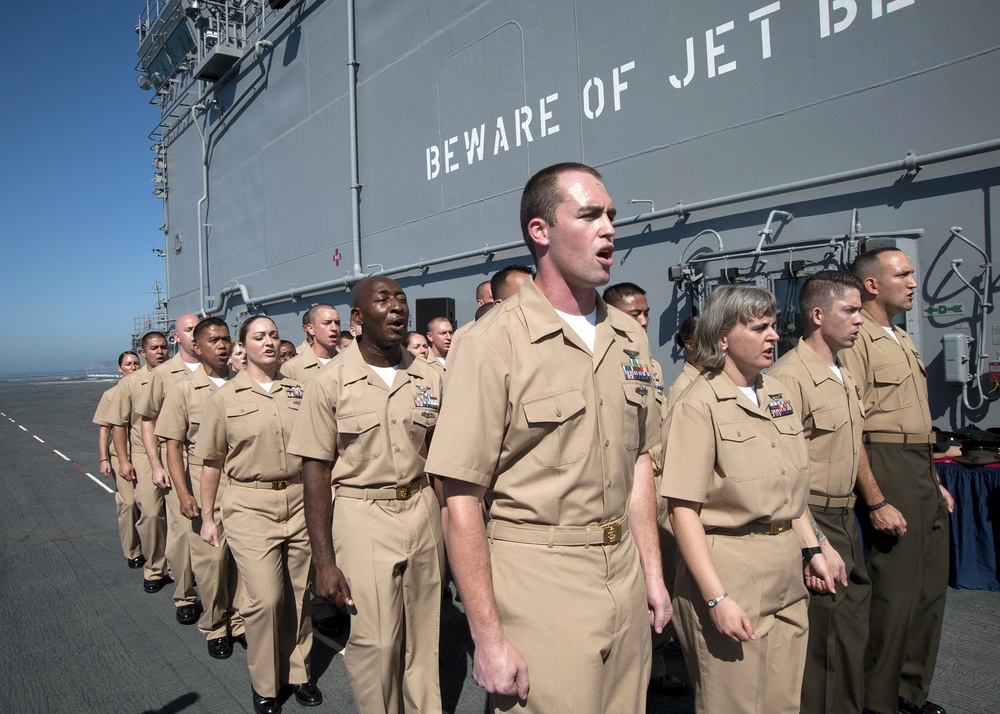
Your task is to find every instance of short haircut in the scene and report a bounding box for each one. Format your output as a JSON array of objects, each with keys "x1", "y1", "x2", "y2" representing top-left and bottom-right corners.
[
  {"x1": 850, "y1": 247, "x2": 903, "y2": 282},
  {"x1": 602, "y1": 282, "x2": 646, "y2": 309},
  {"x1": 307, "y1": 303, "x2": 336, "y2": 324},
  {"x1": 476, "y1": 280, "x2": 492, "y2": 303},
  {"x1": 141, "y1": 331, "x2": 166, "y2": 349},
  {"x1": 118, "y1": 351, "x2": 139, "y2": 367},
  {"x1": 239, "y1": 315, "x2": 275, "y2": 345},
  {"x1": 490, "y1": 264, "x2": 534, "y2": 301},
  {"x1": 193, "y1": 317, "x2": 229, "y2": 343},
  {"x1": 404, "y1": 331, "x2": 424, "y2": 349},
  {"x1": 475, "y1": 302, "x2": 494, "y2": 321},
  {"x1": 798, "y1": 271, "x2": 864, "y2": 316},
  {"x1": 280, "y1": 340, "x2": 296, "y2": 351},
  {"x1": 690, "y1": 286, "x2": 778, "y2": 370},
  {"x1": 426, "y1": 316, "x2": 452, "y2": 334},
  {"x1": 519, "y1": 162, "x2": 602, "y2": 259},
  {"x1": 675, "y1": 316, "x2": 698, "y2": 350}
]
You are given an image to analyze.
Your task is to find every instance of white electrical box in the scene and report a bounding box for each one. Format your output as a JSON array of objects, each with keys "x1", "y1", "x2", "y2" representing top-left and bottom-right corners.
[{"x1": 941, "y1": 334, "x2": 971, "y2": 384}]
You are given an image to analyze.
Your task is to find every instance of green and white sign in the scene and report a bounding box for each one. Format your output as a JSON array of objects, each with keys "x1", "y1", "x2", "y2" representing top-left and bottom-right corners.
[{"x1": 923, "y1": 303, "x2": 965, "y2": 317}]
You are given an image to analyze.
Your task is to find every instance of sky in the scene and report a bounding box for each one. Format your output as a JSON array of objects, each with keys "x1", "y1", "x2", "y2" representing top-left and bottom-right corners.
[{"x1": 0, "y1": 2, "x2": 166, "y2": 374}]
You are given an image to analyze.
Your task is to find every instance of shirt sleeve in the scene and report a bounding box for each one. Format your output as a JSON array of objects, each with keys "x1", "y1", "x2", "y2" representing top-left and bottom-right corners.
[
  {"x1": 659, "y1": 398, "x2": 717, "y2": 504},
  {"x1": 193, "y1": 390, "x2": 228, "y2": 462},
  {"x1": 287, "y1": 374, "x2": 338, "y2": 462},
  {"x1": 155, "y1": 387, "x2": 188, "y2": 442}
]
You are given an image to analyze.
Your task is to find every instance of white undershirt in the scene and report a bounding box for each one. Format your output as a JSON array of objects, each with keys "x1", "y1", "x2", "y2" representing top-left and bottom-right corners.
[
  {"x1": 184, "y1": 360, "x2": 200, "y2": 372},
  {"x1": 555, "y1": 308, "x2": 598, "y2": 352},
  {"x1": 738, "y1": 385, "x2": 759, "y2": 406},
  {"x1": 436, "y1": 356, "x2": 446, "y2": 366},
  {"x1": 883, "y1": 326, "x2": 901, "y2": 344},
  {"x1": 255, "y1": 380, "x2": 274, "y2": 392},
  {"x1": 318, "y1": 356, "x2": 332, "y2": 365},
  {"x1": 829, "y1": 364, "x2": 844, "y2": 383},
  {"x1": 209, "y1": 376, "x2": 228, "y2": 388},
  {"x1": 370, "y1": 364, "x2": 398, "y2": 387}
]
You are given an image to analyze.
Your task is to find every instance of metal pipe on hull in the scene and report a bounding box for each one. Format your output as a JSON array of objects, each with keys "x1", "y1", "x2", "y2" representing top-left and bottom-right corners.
[
  {"x1": 347, "y1": 0, "x2": 362, "y2": 277},
  {"x1": 200, "y1": 137, "x2": 1000, "y2": 316}
]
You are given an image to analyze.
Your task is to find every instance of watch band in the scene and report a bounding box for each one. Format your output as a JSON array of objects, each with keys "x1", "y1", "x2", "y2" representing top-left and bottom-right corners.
[
  {"x1": 802, "y1": 546, "x2": 823, "y2": 563},
  {"x1": 706, "y1": 592, "x2": 728, "y2": 608}
]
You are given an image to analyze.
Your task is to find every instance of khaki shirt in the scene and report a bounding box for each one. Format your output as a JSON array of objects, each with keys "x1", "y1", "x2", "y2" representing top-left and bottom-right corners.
[
  {"x1": 93, "y1": 387, "x2": 121, "y2": 459},
  {"x1": 194, "y1": 369, "x2": 304, "y2": 483},
  {"x1": 666, "y1": 361, "x2": 702, "y2": 412},
  {"x1": 287, "y1": 341, "x2": 442, "y2": 489},
  {"x1": 839, "y1": 309, "x2": 931, "y2": 434},
  {"x1": 425, "y1": 278, "x2": 660, "y2": 527},
  {"x1": 768, "y1": 338, "x2": 865, "y2": 498},
  {"x1": 137, "y1": 353, "x2": 200, "y2": 420},
  {"x1": 281, "y1": 348, "x2": 329, "y2": 385},
  {"x1": 448, "y1": 319, "x2": 475, "y2": 357},
  {"x1": 647, "y1": 358, "x2": 667, "y2": 476},
  {"x1": 108, "y1": 368, "x2": 155, "y2": 455},
  {"x1": 296, "y1": 338, "x2": 310, "y2": 355},
  {"x1": 155, "y1": 368, "x2": 228, "y2": 466},
  {"x1": 660, "y1": 370, "x2": 809, "y2": 529}
]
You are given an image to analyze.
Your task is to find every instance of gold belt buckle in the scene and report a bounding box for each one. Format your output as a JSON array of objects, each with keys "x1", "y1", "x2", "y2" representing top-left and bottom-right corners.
[
  {"x1": 395, "y1": 485, "x2": 411, "y2": 500},
  {"x1": 271, "y1": 480, "x2": 287, "y2": 491},
  {"x1": 768, "y1": 521, "x2": 787, "y2": 535},
  {"x1": 603, "y1": 523, "x2": 622, "y2": 545}
]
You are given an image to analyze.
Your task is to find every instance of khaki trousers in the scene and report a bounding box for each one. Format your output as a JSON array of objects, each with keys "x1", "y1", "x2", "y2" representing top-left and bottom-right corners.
[
  {"x1": 110, "y1": 453, "x2": 141, "y2": 560},
  {"x1": 131, "y1": 450, "x2": 167, "y2": 581},
  {"x1": 488, "y1": 528, "x2": 650, "y2": 713},
  {"x1": 190, "y1": 465, "x2": 244, "y2": 640},
  {"x1": 674, "y1": 528, "x2": 809, "y2": 714},
  {"x1": 334, "y1": 486, "x2": 443, "y2": 714},
  {"x1": 801, "y1": 505, "x2": 872, "y2": 714},
  {"x1": 163, "y1": 482, "x2": 197, "y2": 607},
  {"x1": 223, "y1": 480, "x2": 312, "y2": 698},
  {"x1": 858, "y1": 443, "x2": 948, "y2": 714}
]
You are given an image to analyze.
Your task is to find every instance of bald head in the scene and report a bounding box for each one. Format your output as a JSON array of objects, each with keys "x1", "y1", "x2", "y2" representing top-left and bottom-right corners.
[
  {"x1": 174, "y1": 313, "x2": 200, "y2": 359},
  {"x1": 476, "y1": 280, "x2": 493, "y2": 306},
  {"x1": 350, "y1": 277, "x2": 409, "y2": 358}
]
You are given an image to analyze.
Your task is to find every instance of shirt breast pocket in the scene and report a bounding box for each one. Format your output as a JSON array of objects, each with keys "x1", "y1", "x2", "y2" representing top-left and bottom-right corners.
[
  {"x1": 522, "y1": 389, "x2": 588, "y2": 467},
  {"x1": 336, "y1": 411, "x2": 382, "y2": 463},
  {"x1": 717, "y1": 421, "x2": 761, "y2": 482},
  {"x1": 225, "y1": 403, "x2": 262, "y2": 445},
  {"x1": 810, "y1": 405, "x2": 848, "y2": 466},
  {"x1": 872, "y1": 363, "x2": 915, "y2": 412}
]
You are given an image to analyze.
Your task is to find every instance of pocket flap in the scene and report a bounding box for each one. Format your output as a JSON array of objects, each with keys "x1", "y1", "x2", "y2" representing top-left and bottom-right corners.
[
  {"x1": 718, "y1": 422, "x2": 754, "y2": 442},
  {"x1": 225, "y1": 403, "x2": 259, "y2": 418},
  {"x1": 522, "y1": 390, "x2": 586, "y2": 425},
  {"x1": 336, "y1": 411, "x2": 380, "y2": 435},
  {"x1": 773, "y1": 418, "x2": 804, "y2": 437},
  {"x1": 812, "y1": 406, "x2": 848, "y2": 432},
  {"x1": 873, "y1": 364, "x2": 908, "y2": 386}
]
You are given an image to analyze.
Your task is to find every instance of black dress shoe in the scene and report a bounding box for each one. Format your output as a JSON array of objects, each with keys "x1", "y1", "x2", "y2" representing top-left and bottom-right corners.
[
  {"x1": 252, "y1": 689, "x2": 281, "y2": 714},
  {"x1": 648, "y1": 674, "x2": 692, "y2": 697},
  {"x1": 127, "y1": 555, "x2": 146, "y2": 569},
  {"x1": 176, "y1": 604, "x2": 198, "y2": 624},
  {"x1": 899, "y1": 697, "x2": 947, "y2": 714},
  {"x1": 207, "y1": 637, "x2": 232, "y2": 659},
  {"x1": 142, "y1": 575, "x2": 171, "y2": 593},
  {"x1": 231, "y1": 632, "x2": 247, "y2": 648},
  {"x1": 291, "y1": 682, "x2": 322, "y2": 707}
]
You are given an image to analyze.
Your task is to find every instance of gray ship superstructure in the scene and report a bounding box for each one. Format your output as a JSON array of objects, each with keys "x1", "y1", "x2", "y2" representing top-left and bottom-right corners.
[{"x1": 134, "y1": 0, "x2": 1000, "y2": 428}]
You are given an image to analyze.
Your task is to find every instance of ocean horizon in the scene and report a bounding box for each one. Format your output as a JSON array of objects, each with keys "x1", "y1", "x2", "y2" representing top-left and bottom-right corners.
[{"x1": 0, "y1": 370, "x2": 121, "y2": 383}]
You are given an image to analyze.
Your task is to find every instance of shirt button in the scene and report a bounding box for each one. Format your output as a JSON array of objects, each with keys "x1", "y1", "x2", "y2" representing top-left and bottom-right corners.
[
  {"x1": 780, "y1": 468, "x2": 786, "y2": 475},
  {"x1": 607, "y1": 481, "x2": 612, "y2": 488},
  {"x1": 556, "y1": 408, "x2": 562, "y2": 417},
  {"x1": 599, "y1": 399, "x2": 604, "y2": 406},
  {"x1": 604, "y1": 440, "x2": 610, "y2": 448},
  {"x1": 736, "y1": 431, "x2": 742, "y2": 437},
  {"x1": 770, "y1": 442, "x2": 776, "y2": 448},
  {"x1": 783, "y1": 497, "x2": 789, "y2": 504},
  {"x1": 394, "y1": 446, "x2": 400, "y2": 453},
  {"x1": 279, "y1": 466, "x2": 285, "y2": 472},
  {"x1": 391, "y1": 419, "x2": 397, "y2": 425}
]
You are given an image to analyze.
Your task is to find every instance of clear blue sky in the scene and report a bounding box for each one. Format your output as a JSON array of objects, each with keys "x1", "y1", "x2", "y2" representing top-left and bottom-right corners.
[{"x1": 0, "y1": 2, "x2": 165, "y2": 374}]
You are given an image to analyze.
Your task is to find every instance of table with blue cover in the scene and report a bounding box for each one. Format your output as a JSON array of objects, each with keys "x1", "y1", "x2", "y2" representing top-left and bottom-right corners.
[{"x1": 937, "y1": 462, "x2": 1000, "y2": 591}]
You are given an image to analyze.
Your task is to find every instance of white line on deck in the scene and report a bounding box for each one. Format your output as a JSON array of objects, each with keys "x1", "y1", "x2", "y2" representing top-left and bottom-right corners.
[
  {"x1": 53, "y1": 450, "x2": 70, "y2": 461},
  {"x1": 85, "y1": 472, "x2": 114, "y2": 494},
  {"x1": 33, "y1": 435, "x2": 44, "y2": 443},
  {"x1": 18, "y1": 425, "x2": 27, "y2": 431}
]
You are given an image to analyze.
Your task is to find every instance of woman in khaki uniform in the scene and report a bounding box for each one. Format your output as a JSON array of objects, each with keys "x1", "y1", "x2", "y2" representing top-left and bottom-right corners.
[
  {"x1": 661, "y1": 286, "x2": 835, "y2": 714},
  {"x1": 196, "y1": 316, "x2": 321, "y2": 714}
]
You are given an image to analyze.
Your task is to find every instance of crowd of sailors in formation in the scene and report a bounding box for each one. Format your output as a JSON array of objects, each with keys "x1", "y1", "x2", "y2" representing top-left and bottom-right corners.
[{"x1": 93, "y1": 162, "x2": 950, "y2": 714}]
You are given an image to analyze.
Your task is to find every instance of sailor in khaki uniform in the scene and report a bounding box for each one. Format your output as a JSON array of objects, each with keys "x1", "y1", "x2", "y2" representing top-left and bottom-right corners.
[
  {"x1": 662, "y1": 285, "x2": 835, "y2": 714},
  {"x1": 156, "y1": 317, "x2": 245, "y2": 659},
  {"x1": 289, "y1": 277, "x2": 444, "y2": 714},
  {"x1": 108, "y1": 332, "x2": 170, "y2": 591},
  {"x1": 840, "y1": 249, "x2": 952, "y2": 714},
  {"x1": 426, "y1": 164, "x2": 670, "y2": 714},
  {"x1": 196, "y1": 316, "x2": 320, "y2": 714},
  {"x1": 137, "y1": 314, "x2": 202, "y2": 624},
  {"x1": 93, "y1": 351, "x2": 143, "y2": 568},
  {"x1": 665, "y1": 316, "x2": 702, "y2": 411},
  {"x1": 281, "y1": 304, "x2": 340, "y2": 384},
  {"x1": 768, "y1": 272, "x2": 871, "y2": 714}
]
